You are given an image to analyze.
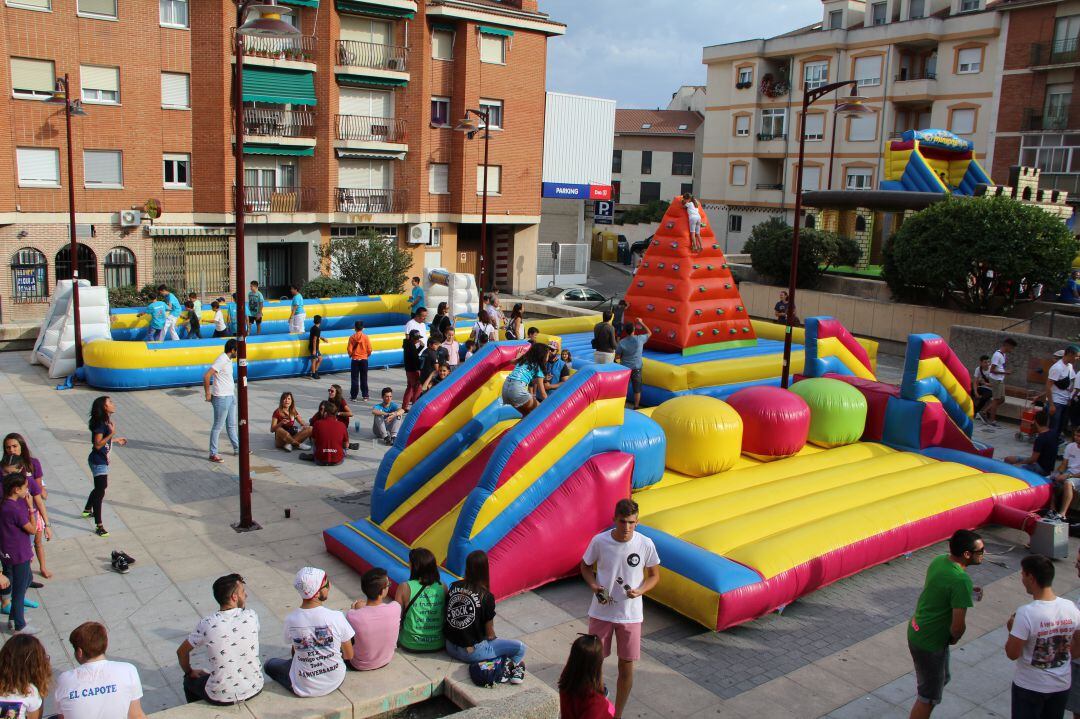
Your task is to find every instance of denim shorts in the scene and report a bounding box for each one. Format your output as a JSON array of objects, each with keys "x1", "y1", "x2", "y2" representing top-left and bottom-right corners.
[
  {"x1": 909, "y1": 639, "x2": 950, "y2": 705},
  {"x1": 501, "y1": 379, "x2": 532, "y2": 408},
  {"x1": 89, "y1": 463, "x2": 109, "y2": 477}
]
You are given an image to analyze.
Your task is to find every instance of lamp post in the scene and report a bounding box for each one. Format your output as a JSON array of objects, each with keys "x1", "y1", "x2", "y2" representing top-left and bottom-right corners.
[
  {"x1": 780, "y1": 81, "x2": 873, "y2": 389},
  {"x1": 231, "y1": 1, "x2": 299, "y2": 532},
  {"x1": 454, "y1": 109, "x2": 491, "y2": 290},
  {"x1": 50, "y1": 77, "x2": 87, "y2": 373}
]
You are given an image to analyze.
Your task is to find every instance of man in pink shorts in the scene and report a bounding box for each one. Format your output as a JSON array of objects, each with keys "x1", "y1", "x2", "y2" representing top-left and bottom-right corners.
[{"x1": 580, "y1": 498, "x2": 660, "y2": 719}]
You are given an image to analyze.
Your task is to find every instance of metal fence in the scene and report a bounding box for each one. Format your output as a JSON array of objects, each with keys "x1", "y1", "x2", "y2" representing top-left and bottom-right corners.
[
  {"x1": 536, "y1": 243, "x2": 590, "y2": 277},
  {"x1": 336, "y1": 40, "x2": 408, "y2": 71},
  {"x1": 243, "y1": 186, "x2": 315, "y2": 213},
  {"x1": 243, "y1": 107, "x2": 316, "y2": 138},
  {"x1": 152, "y1": 237, "x2": 231, "y2": 296},
  {"x1": 335, "y1": 188, "x2": 407, "y2": 213},
  {"x1": 336, "y1": 114, "x2": 407, "y2": 143},
  {"x1": 236, "y1": 30, "x2": 316, "y2": 60}
]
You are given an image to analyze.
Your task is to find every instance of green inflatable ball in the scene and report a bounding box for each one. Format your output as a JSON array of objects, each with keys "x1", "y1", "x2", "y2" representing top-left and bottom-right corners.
[{"x1": 788, "y1": 378, "x2": 867, "y2": 448}]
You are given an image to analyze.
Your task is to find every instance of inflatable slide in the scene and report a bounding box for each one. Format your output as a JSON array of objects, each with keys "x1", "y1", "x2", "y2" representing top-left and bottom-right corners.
[{"x1": 881, "y1": 129, "x2": 991, "y2": 195}]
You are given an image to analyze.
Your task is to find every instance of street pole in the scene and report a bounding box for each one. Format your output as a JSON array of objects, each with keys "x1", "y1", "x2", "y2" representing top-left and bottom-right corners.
[
  {"x1": 62, "y1": 74, "x2": 83, "y2": 372},
  {"x1": 479, "y1": 109, "x2": 490, "y2": 291}
]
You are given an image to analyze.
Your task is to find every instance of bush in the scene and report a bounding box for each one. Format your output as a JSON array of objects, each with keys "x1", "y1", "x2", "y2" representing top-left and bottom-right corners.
[
  {"x1": 108, "y1": 285, "x2": 144, "y2": 307},
  {"x1": 883, "y1": 195, "x2": 1079, "y2": 314},
  {"x1": 744, "y1": 217, "x2": 862, "y2": 289},
  {"x1": 300, "y1": 277, "x2": 356, "y2": 298},
  {"x1": 314, "y1": 228, "x2": 414, "y2": 295},
  {"x1": 140, "y1": 283, "x2": 175, "y2": 302},
  {"x1": 618, "y1": 200, "x2": 670, "y2": 226}
]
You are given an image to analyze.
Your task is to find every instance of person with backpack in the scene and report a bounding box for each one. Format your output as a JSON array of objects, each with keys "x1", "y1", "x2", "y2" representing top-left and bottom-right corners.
[
  {"x1": 1046, "y1": 345, "x2": 1078, "y2": 441},
  {"x1": 471, "y1": 310, "x2": 497, "y2": 348},
  {"x1": 559, "y1": 633, "x2": 614, "y2": 719},
  {"x1": 972, "y1": 355, "x2": 993, "y2": 422},
  {"x1": 505, "y1": 304, "x2": 524, "y2": 341},
  {"x1": 394, "y1": 548, "x2": 446, "y2": 653}
]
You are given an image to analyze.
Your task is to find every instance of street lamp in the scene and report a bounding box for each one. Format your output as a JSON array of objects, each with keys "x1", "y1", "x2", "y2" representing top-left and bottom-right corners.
[
  {"x1": 455, "y1": 109, "x2": 492, "y2": 290},
  {"x1": 49, "y1": 77, "x2": 87, "y2": 373},
  {"x1": 780, "y1": 81, "x2": 874, "y2": 389},
  {"x1": 231, "y1": 0, "x2": 300, "y2": 532}
]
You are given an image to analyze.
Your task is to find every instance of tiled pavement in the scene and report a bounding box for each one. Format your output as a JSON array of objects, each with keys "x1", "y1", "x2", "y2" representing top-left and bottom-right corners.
[{"x1": 0, "y1": 349, "x2": 1072, "y2": 718}]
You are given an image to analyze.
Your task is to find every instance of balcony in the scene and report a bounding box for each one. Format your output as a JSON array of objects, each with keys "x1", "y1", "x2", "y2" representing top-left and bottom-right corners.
[
  {"x1": 894, "y1": 70, "x2": 936, "y2": 81},
  {"x1": 336, "y1": 40, "x2": 409, "y2": 88},
  {"x1": 243, "y1": 107, "x2": 316, "y2": 139},
  {"x1": 242, "y1": 186, "x2": 315, "y2": 213},
  {"x1": 336, "y1": 114, "x2": 406, "y2": 144},
  {"x1": 1031, "y1": 38, "x2": 1080, "y2": 68},
  {"x1": 757, "y1": 132, "x2": 787, "y2": 141},
  {"x1": 235, "y1": 29, "x2": 317, "y2": 67},
  {"x1": 755, "y1": 183, "x2": 783, "y2": 190},
  {"x1": 336, "y1": 187, "x2": 407, "y2": 213},
  {"x1": 1022, "y1": 108, "x2": 1070, "y2": 132}
]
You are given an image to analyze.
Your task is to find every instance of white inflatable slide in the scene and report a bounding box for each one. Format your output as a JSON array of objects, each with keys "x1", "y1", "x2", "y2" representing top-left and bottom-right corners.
[
  {"x1": 425, "y1": 268, "x2": 480, "y2": 318},
  {"x1": 31, "y1": 280, "x2": 112, "y2": 378}
]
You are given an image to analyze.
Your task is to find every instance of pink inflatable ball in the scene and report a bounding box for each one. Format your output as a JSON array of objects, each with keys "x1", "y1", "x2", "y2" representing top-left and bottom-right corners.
[{"x1": 726, "y1": 386, "x2": 810, "y2": 461}]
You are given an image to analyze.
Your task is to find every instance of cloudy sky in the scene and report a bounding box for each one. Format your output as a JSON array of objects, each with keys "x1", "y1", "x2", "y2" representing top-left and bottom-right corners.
[{"x1": 542, "y1": 0, "x2": 821, "y2": 108}]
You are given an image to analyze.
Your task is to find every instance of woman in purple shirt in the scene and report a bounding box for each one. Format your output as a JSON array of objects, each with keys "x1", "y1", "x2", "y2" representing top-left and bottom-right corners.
[
  {"x1": 2, "y1": 434, "x2": 51, "y2": 580},
  {"x1": 0, "y1": 473, "x2": 36, "y2": 634}
]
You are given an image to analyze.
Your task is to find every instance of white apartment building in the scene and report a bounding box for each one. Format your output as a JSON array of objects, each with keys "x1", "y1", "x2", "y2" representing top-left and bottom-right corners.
[
  {"x1": 612, "y1": 109, "x2": 703, "y2": 209},
  {"x1": 700, "y1": 0, "x2": 1003, "y2": 252}
]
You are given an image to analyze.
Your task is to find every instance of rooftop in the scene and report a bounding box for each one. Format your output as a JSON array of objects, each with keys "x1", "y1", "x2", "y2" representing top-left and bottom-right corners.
[{"x1": 615, "y1": 109, "x2": 703, "y2": 136}]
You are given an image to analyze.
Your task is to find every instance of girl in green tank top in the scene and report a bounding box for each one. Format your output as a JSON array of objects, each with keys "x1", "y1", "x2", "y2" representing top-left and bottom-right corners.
[{"x1": 395, "y1": 548, "x2": 447, "y2": 652}]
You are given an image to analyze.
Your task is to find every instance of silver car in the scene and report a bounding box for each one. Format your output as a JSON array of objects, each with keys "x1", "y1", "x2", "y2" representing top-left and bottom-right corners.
[{"x1": 534, "y1": 285, "x2": 610, "y2": 308}]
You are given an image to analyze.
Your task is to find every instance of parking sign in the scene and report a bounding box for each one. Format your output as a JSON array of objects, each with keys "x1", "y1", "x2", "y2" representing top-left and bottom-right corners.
[{"x1": 594, "y1": 200, "x2": 614, "y2": 225}]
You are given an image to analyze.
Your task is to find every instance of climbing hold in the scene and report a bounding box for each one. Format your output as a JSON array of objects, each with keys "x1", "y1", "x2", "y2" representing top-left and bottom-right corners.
[
  {"x1": 736, "y1": 305, "x2": 744, "y2": 312},
  {"x1": 724, "y1": 284, "x2": 732, "y2": 290},
  {"x1": 698, "y1": 286, "x2": 706, "y2": 293},
  {"x1": 696, "y1": 330, "x2": 704, "y2": 337},
  {"x1": 729, "y1": 328, "x2": 737, "y2": 334},
  {"x1": 716, "y1": 309, "x2": 725, "y2": 315},
  {"x1": 658, "y1": 262, "x2": 665, "y2": 269},
  {"x1": 667, "y1": 307, "x2": 676, "y2": 313},
  {"x1": 712, "y1": 329, "x2": 720, "y2": 335},
  {"x1": 666, "y1": 284, "x2": 674, "y2": 291},
  {"x1": 742, "y1": 327, "x2": 751, "y2": 333},
  {"x1": 646, "y1": 304, "x2": 655, "y2": 311},
  {"x1": 722, "y1": 263, "x2": 729, "y2": 270},
  {"x1": 694, "y1": 309, "x2": 703, "y2": 316},
  {"x1": 637, "y1": 281, "x2": 645, "y2": 287},
  {"x1": 692, "y1": 264, "x2": 700, "y2": 270},
  {"x1": 672, "y1": 264, "x2": 680, "y2": 271},
  {"x1": 668, "y1": 330, "x2": 676, "y2": 338},
  {"x1": 670, "y1": 242, "x2": 678, "y2": 249},
  {"x1": 707, "y1": 265, "x2": 714, "y2": 271},
  {"x1": 712, "y1": 244, "x2": 719, "y2": 250},
  {"x1": 643, "y1": 262, "x2": 650, "y2": 268}
]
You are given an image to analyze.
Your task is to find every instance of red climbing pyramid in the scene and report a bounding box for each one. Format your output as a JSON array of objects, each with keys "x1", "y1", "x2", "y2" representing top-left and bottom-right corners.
[{"x1": 623, "y1": 198, "x2": 756, "y2": 355}]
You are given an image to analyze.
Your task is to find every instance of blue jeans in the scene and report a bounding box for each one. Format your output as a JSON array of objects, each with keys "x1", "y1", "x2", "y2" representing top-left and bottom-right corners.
[
  {"x1": 445, "y1": 639, "x2": 526, "y2": 665},
  {"x1": 209, "y1": 395, "x2": 238, "y2": 457},
  {"x1": 2, "y1": 560, "x2": 32, "y2": 630},
  {"x1": 263, "y1": 657, "x2": 293, "y2": 694},
  {"x1": 1051, "y1": 402, "x2": 1069, "y2": 440}
]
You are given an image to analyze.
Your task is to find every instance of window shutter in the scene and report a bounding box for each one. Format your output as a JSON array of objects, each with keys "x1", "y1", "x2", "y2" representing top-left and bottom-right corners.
[
  {"x1": 735, "y1": 115, "x2": 749, "y2": 134},
  {"x1": 84, "y1": 150, "x2": 122, "y2": 185},
  {"x1": 432, "y1": 30, "x2": 453, "y2": 59},
  {"x1": 81, "y1": 65, "x2": 119, "y2": 92},
  {"x1": 429, "y1": 163, "x2": 448, "y2": 193},
  {"x1": 338, "y1": 159, "x2": 370, "y2": 188},
  {"x1": 11, "y1": 58, "x2": 54, "y2": 93},
  {"x1": 732, "y1": 165, "x2": 747, "y2": 185},
  {"x1": 854, "y1": 56, "x2": 880, "y2": 83},
  {"x1": 17, "y1": 148, "x2": 60, "y2": 184},
  {"x1": 13, "y1": 0, "x2": 51, "y2": 7},
  {"x1": 849, "y1": 114, "x2": 876, "y2": 141},
  {"x1": 479, "y1": 34, "x2": 503, "y2": 63},
  {"x1": 476, "y1": 165, "x2": 500, "y2": 193},
  {"x1": 78, "y1": 0, "x2": 116, "y2": 15},
  {"x1": 804, "y1": 114, "x2": 825, "y2": 137},
  {"x1": 951, "y1": 108, "x2": 976, "y2": 135},
  {"x1": 161, "y1": 73, "x2": 189, "y2": 107},
  {"x1": 957, "y1": 47, "x2": 981, "y2": 71}
]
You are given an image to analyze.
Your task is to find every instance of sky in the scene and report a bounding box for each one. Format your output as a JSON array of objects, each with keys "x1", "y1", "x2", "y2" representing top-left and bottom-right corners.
[{"x1": 542, "y1": 0, "x2": 822, "y2": 108}]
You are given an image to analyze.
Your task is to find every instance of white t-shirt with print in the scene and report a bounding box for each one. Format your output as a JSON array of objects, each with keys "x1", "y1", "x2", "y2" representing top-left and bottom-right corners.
[
  {"x1": 1048, "y1": 360, "x2": 1076, "y2": 406},
  {"x1": 213, "y1": 310, "x2": 227, "y2": 332},
  {"x1": 1063, "y1": 443, "x2": 1080, "y2": 476},
  {"x1": 54, "y1": 659, "x2": 142, "y2": 719},
  {"x1": 1010, "y1": 597, "x2": 1080, "y2": 693},
  {"x1": 989, "y1": 350, "x2": 1008, "y2": 381},
  {"x1": 582, "y1": 530, "x2": 660, "y2": 624},
  {"x1": 0, "y1": 685, "x2": 41, "y2": 719},
  {"x1": 404, "y1": 319, "x2": 429, "y2": 343},
  {"x1": 210, "y1": 353, "x2": 234, "y2": 397},
  {"x1": 187, "y1": 607, "x2": 263, "y2": 702},
  {"x1": 285, "y1": 606, "x2": 355, "y2": 698}
]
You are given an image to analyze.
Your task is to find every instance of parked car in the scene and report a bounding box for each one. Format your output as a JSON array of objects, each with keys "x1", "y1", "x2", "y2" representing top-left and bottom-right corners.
[
  {"x1": 533, "y1": 285, "x2": 611, "y2": 309},
  {"x1": 629, "y1": 235, "x2": 653, "y2": 266}
]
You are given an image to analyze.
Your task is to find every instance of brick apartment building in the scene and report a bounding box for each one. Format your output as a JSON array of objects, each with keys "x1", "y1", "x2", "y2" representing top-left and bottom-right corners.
[
  {"x1": 0, "y1": 0, "x2": 564, "y2": 321},
  {"x1": 992, "y1": 0, "x2": 1080, "y2": 205}
]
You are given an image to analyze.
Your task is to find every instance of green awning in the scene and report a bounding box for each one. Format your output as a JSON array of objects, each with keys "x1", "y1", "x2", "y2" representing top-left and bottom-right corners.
[
  {"x1": 431, "y1": 22, "x2": 456, "y2": 31},
  {"x1": 478, "y1": 25, "x2": 514, "y2": 37},
  {"x1": 335, "y1": 73, "x2": 408, "y2": 88},
  {"x1": 279, "y1": 0, "x2": 318, "y2": 6},
  {"x1": 243, "y1": 145, "x2": 315, "y2": 156},
  {"x1": 335, "y1": 0, "x2": 414, "y2": 18},
  {"x1": 241, "y1": 67, "x2": 316, "y2": 106}
]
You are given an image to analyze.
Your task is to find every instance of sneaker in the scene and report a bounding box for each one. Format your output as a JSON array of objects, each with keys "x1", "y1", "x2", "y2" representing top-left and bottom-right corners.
[
  {"x1": 384, "y1": 436, "x2": 395, "y2": 446},
  {"x1": 298, "y1": 452, "x2": 314, "y2": 462},
  {"x1": 1046, "y1": 511, "x2": 1066, "y2": 522},
  {"x1": 111, "y1": 550, "x2": 136, "y2": 565},
  {"x1": 298, "y1": 443, "x2": 311, "y2": 451},
  {"x1": 14, "y1": 624, "x2": 40, "y2": 636},
  {"x1": 283, "y1": 443, "x2": 294, "y2": 453},
  {"x1": 988, "y1": 420, "x2": 1000, "y2": 428},
  {"x1": 508, "y1": 661, "x2": 526, "y2": 685},
  {"x1": 94, "y1": 525, "x2": 109, "y2": 538},
  {"x1": 81, "y1": 510, "x2": 93, "y2": 519},
  {"x1": 208, "y1": 454, "x2": 224, "y2": 463},
  {"x1": 974, "y1": 413, "x2": 984, "y2": 424},
  {"x1": 313, "y1": 372, "x2": 321, "y2": 380},
  {"x1": 28, "y1": 581, "x2": 43, "y2": 589},
  {"x1": 111, "y1": 554, "x2": 129, "y2": 573},
  {"x1": 348, "y1": 442, "x2": 359, "y2": 451}
]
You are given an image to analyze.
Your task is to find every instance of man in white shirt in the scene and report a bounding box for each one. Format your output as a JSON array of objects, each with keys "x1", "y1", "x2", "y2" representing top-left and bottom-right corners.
[
  {"x1": 176, "y1": 573, "x2": 263, "y2": 705},
  {"x1": 986, "y1": 338, "x2": 1017, "y2": 427},
  {"x1": 1005, "y1": 554, "x2": 1080, "y2": 717},
  {"x1": 263, "y1": 567, "x2": 355, "y2": 698},
  {"x1": 54, "y1": 621, "x2": 146, "y2": 719},
  {"x1": 203, "y1": 339, "x2": 238, "y2": 463},
  {"x1": 404, "y1": 308, "x2": 429, "y2": 343},
  {"x1": 580, "y1": 499, "x2": 660, "y2": 719},
  {"x1": 1046, "y1": 345, "x2": 1078, "y2": 441}
]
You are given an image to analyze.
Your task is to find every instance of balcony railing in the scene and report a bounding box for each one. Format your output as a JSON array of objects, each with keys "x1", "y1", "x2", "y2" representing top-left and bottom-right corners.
[
  {"x1": 242, "y1": 186, "x2": 315, "y2": 213},
  {"x1": 755, "y1": 183, "x2": 784, "y2": 190},
  {"x1": 336, "y1": 40, "x2": 409, "y2": 72},
  {"x1": 235, "y1": 29, "x2": 316, "y2": 61},
  {"x1": 336, "y1": 114, "x2": 407, "y2": 143},
  {"x1": 757, "y1": 132, "x2": 787, "y2": 141},
  {"x1": 1031, "y1": 37, "x2": 1080, "y2": 66},
  {"x1": 1022, "y1": 108, "x2": 1070, "y2": 131},
  {"x1": 894, "y1": 70, "x2": 937, "y2": 81},
  {"x1": 336, "y1": 187, "x2": 407, "y2": 213},
  {"x1": 243, "y1": 107, "x2": 316, "y2": 138}
]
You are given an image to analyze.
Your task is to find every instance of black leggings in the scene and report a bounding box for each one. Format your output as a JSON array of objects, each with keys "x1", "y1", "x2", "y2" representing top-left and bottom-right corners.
[{"x1": 85, "y1": 474, "x2": 108, "y2": 525}]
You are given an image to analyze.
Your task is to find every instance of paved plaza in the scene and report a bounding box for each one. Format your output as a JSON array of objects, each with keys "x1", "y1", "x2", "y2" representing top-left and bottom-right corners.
[{"x1": 1, "y1": 348, "x2": 1076, "y2": 718}]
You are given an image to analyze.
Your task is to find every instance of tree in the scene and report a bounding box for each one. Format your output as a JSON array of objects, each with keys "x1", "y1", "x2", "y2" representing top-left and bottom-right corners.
[
  {"x1": 744, "y1": 217, "x2": 863, "y2": 288},
  {"x1": 617, "y1": 200, "x2": 670, "y2": 225},
  {"x1": 883, "y1": 195, "x2": 1078, "y2": 314},
  {"x1": 315, "y1": 228, "x2": 414, "y2": 295}
]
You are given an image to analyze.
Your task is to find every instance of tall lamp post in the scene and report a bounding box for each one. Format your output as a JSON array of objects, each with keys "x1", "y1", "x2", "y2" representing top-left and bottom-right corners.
[
  {"x1": 780, "y1": 81, "x2": 873, "y2": 388},
  {"x1": 232, "y1": 1, "x2": 299, "y2": 531},
  {"x1": 50, "y1": 77, "x2": 87, "y2": 373},
  {"x1": 454, "y1": 109, "x2": 491, "y2": 290}
]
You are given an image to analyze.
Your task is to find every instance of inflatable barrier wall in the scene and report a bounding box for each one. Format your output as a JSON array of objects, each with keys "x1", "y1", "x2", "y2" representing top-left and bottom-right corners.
[{"x1": 31, "y1": 280, "x2": 111, "y2": 379}]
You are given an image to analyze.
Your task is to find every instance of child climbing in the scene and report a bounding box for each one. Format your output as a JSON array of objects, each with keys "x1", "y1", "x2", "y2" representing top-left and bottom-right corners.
[{"x1": 683, "y1": 193, "x2": 702, "y2": 253}]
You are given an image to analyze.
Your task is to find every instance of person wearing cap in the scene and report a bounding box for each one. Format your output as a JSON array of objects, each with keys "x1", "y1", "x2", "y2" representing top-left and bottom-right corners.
[
  {"x1": 544, "y1": 342, "x2": 570, "y2": 393},
  {"x1": 263, "y1": 567, "x2": 354, "y2": 698},
  {"x1": 1045, "y1": 345, "x2": 1078, "y2": 441}
]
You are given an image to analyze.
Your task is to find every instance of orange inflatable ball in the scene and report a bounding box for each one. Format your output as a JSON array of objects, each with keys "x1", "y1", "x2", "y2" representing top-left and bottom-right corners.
[
  {"x1": 726, "y1": 386, "x2": 810, "y2": 461},
  {"x1": 651, "y1": 395, "x2": 742, "y2": 477}
]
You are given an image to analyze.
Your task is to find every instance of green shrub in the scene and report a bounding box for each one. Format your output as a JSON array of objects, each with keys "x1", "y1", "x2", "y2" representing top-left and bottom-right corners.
[
  {"x1": 300, "y1": 277, "x2": 357, "y2": 298},
  {"x1": 744, "y1": 217, "x2": 861, "y2": 289},
  {"x1": 108, "y1": 285, "x2": 144, "y2": 308},
  {"x1": 314, "y1": 228, "x2": 414, "y2": 295},
  {"x1": 618, "y1": 200, "x2": 670, "y2": 226}
]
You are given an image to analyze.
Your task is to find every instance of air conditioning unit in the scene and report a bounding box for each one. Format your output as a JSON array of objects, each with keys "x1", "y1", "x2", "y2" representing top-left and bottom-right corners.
[
  {"x1": 408, "y1": 222, "x2": 431, "y2": 244},
  {"x1": 430, "y1": 227, "x2": 442, "y2": 247},
  {"x1": 119, "y1": 209, "x2": 142, "y2": 227},
  {"x1": 387, "y1": 58, "x2": 405, "y2": 71}
]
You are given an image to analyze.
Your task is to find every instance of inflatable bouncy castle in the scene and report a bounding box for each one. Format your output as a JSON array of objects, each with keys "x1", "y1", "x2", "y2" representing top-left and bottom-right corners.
[{"x1": 881, "y1": 129, "x2": 991, "y2": 195}]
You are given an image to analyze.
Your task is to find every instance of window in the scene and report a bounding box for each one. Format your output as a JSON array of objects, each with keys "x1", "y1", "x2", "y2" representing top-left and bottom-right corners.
[
  {"x1": 849, "y1": 114, "x2": 876, "y2": 141},
  {"x1": 829, "y1": 10, "x2": 843, "y2": 29},
  {"x1": 103, "y1": 247, "x2": 136, "y2": 288},
  {"x1": 432, "y1": 29, "x2": 454, "y2": 60},
  {"x1": 950, "y1": 107, "x2": 976, "y2": 135},
  {"x1": 429, "y1": 163, "x2": 449, "y2": 194},
  {"x1": 84, "y1": 150, "x2": 123, "y2": 188},
  {"x1": 1020, "y1": 134, "x2": 1080, "y2": 173},
  {"x1": 854, "y1": 56, "x2": 882, "y2": 87},
  {"x1": 1045, "y1": 84, "x2": 1072, "y2": 128},
  {"x1": 801, "y1": 166, "x2": 821, "y2": 191},
  {"x1": 612, "y1": 180, "x2": 620, "y2": 203},
  {"x1": 845, "y1": 168, "x2": 873, "y2": 190},
  {"x1": 1053, "y1": 15, "x2": 1080, "y2": 48},
  {"x1": 161, "y1": 72, "x2": 189, "y2": 109},
  {"x1": 680, "y1": 182, "x2": 694, "y2": 196},
  {"x1": 476, "y1": 165, "x2": 501, "y2": 194},
  {"x1": 16, "y1": 147, "x2": 60, "y2": 187},
  {"x1": 80, "y1": 65, "x2": 119, "y2": 104},
  {"x1": 737, "y1": 66, "x2": 753, "y2": 85},
  {"x1": 7, "y1": 0, "x2": 50, "y2": 10},
  {"x1": 731, "y1": 164, "x2": 747, "y2": 186},
  {"x1": 959, "y1": 0, "x2": 980, "y2": 11},
  {"x1": 909, "y1": 0, "x2": 925, "y2": 18},
  {"x1": 479, "y1": 98, "x2": 503, "y2": 129},
  {"x1": 479, "y1": 33, "x2": 506, "y2": 64},
  {"x1": 641, "y1": 151, "x2": 652, "y2": 175},
  {"x1": 735, "y1": 115, "x2": 750, "y2": 136},
  {"x1": 55, "y1": 244, "x2": 97, "y2": 285},
  {"x1": 430, "y1": 96, "x2": 450, "y2": 127},
  {"x1": 11, "y1": 248, "x2": 48, "y2": 303},
  {"x1": 159, "y1": 0, "x2": 187, "y2": 27},
  {"x1": 728, "y1": 215, "x2": 743, "y2": 233},
  {"x1": 641, "y1": 123, "x2": 652, "y2": 130},
  {"x1": 639, "y1": 181, "x2": 661, "y2": 204},
  {"x1": 612, "y1": 149, "x2": 622, "y2": 173},
  {"x1": 871, "y1": 2, "x2": 887, "y2": 24},
  {"x1": 804, "y1": 61, "x2": 828, "y2": 90},
  {"x1": 78, "y1": 0, "x2": 115, "y2": 17},
  {"x1": 760, "y1": 108, "x2": 786, "y2": 138},
  {"x1": 671, "y1": 152, "x2": 693, "y2": 176},
  {"x1": 163, "y1": 153, "x2": 190, "y2": 188},
  {"x1": 956, "y1": 47, "x2": 981, "y2": 74},
  {"x1": 803, "y1": 113, "x2": 825, "y2": 141},
  {"x1": 10, "y1": 58, "x2": 55, "y2": 99}
]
